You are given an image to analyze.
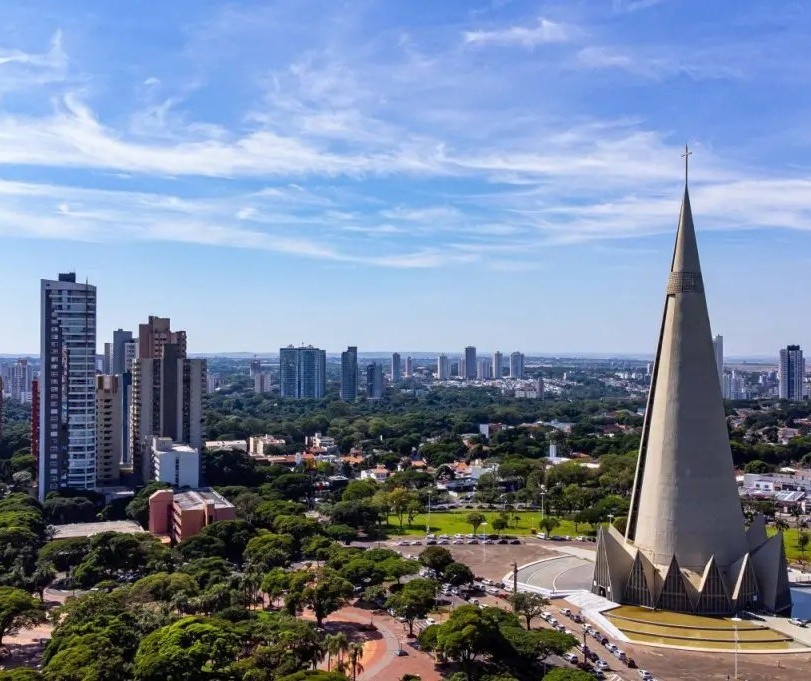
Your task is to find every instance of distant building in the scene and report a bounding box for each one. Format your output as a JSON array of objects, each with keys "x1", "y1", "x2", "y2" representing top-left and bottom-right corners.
[
  {"x1": 360, "y1": 466, "x2": 390, "y2": 482},
  {"x1": 492, "y1": 351, "x2": 503, "y2": 379},
  {"x1": 779, "y1": 345, "x2": 805, "y2": 401},
  {"x1": 723, "y1": 371, "x2": 746, "y2": 401},
  {"x1": 148, "y1": 488, "x2": 236, "y2": 543},
  {"x1": 138, "y1": 315, "x2": 187, "y2": 361},
  {"x1": 254, "y1": 372, "x2": 272, "y2": 394},
  {"x1": 96, "y1": 375, "x2": 123, "y2": 486},
  {"x1": 39, "y1": 273, "x2": 97, "y2": 500},
  {"x1": 152, "y1": 437, "x2": 200, "y2": 488},
  {"x1": 123, "y1": 340, "x2": 138, "y2": 372},
  {"x1": 437, "y1": 354, "x2": 450, "y2": 380},
  {"x1": 249, "y1": 357, "x2": 262, "y2": 378},
  {"x1": 476, "y1": 357, "x2": 492, "y2": 380},
  {"x1": 204, "y1": 440, "x2": 247, "y2": 452},
  {"x1": 713, "y1": 335, "x2": 724, "y2": 389},
  {"x1": 249, "y1": 434, "x2": 287, "y2": 456},
  {"x1": 464, "y1": 346, "x2": 477, "y2": 380},
  {"x1": 509, "y1": 351, "x2": 525, "y2": 379},
  {"x1": 112, "y1": 329, "x2": 133, "y2": 375},
  {"x1": 404, "y1": 356, "x2": 413, "y2": 378},
  {"x1": 2, "y1": 358, "x2": 34, "y2": 402},
  {"x1": 366, "y1": 362, "x2": 384, "y2": 399},
  {"x1": 103, "y1": 342, "x2": 113, "y2": 375},
  {"x1": 391, "y1": 352, "x2": 402, "y2": 383},
  {"x1": 280, "y1": 345, "x2": 326, "y2": 399},
  {"x1": 340, "y1": 346, "x2": 358, "y2": 401}
]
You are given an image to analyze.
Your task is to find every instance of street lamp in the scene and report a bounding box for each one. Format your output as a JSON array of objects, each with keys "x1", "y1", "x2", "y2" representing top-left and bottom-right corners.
[
  {"x1": 731, "y1": 616, "x2": 741, "y2": 680},
  {"x1": 426, "y1": 491, "x2": 433, "y2": 535},
  {"x1": 481, "y1": 521, "x2": 488, "y2": 563},
  {"x1": 540, "y1": 491, "x2": 547, "y2": 528}
]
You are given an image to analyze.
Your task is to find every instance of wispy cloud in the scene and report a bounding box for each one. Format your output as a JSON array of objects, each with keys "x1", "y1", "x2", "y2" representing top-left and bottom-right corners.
[{"x1": 464, "y1": 17, "x2": 572, "y2": 48}]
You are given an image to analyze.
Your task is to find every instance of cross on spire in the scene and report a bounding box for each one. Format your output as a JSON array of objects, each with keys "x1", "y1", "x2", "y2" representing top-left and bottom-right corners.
[{"x1": 681, "y1": 144, "x2": 692, "y2": 186}]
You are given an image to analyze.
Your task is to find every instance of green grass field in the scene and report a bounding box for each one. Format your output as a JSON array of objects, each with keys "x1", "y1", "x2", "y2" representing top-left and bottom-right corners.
[
  {"x1": 385, "y1": 510, "x2": 595, "y2": 537},
  {"x1": 768, "y1": 527, "x2": 811, "y2": 563}
]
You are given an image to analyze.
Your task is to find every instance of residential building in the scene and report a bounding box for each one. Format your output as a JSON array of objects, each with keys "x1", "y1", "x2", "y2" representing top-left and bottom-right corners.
[
  {"x1": 360, "y1": 466, "x2": 390, "y2": 482},
  {"x1": 713, "y1": 334, "x2": 724, "y2": 389},
  {"x1": 151, "y1": 436, "x2": 200, "y2": 488},
  {"x1": 30, "y1": 378, "x2": 39, "y2": 462},
  {"x1": 112, "y1": 329, "x2": 133, "y2": 375},
  {"x1": 2, "y1": 358, "x2": 34, "y2": 402},
  {"x1": 477, "y1": 357, "x2": 492, "y2": 380},
  {"x1": 437, "y1": 354, "x2": 450, "y2": 380},
  {"x1": 102, "y1": 342, "x2": 113, "y2": 375},
  {"x1": 593, "y1": 181, "x2": 790, "y2": 615},
  {"x1": 123, "y1": 340, "x2": 138, "y2": 372},
  {"x1": 96, "y1": 375, "x2": 122, "y2": 485},
  {"x1": 204, "y1": 440, "x2": 247, "y2": 452},
  {"x1": 130, "y1": 339, "x2": 206, "y2": 483},
  {"x1": 723, "y1": 371, "x2": 746, "y2": 401},
  {"x1": 492, "y1": 351, "x2": 503, "y2": 379},
  {"x1": 254, "y1": 372, "x2": 272, "y2": 394},
  {"x1": 0, "y1": 378, "x2": 3, "y2": 440},
  {"x1": 249, "y1": 357, "x2": 262, "y2": 377},
  {"x1": 509, "y1": 351, "x2": 525, "y2": 379},
  {"x1": 248, "y1": 434, "x2": 287, "y2": 456},
  {"x1": 366, "y1": 362, "x2": 384, "y2": 399},
  {"x1": 39, "y1": 273, "x2": 97, "y2": 500},
  {"x1": 464, "y1": 346, "x2": 477, "y2": 379},
  {"x1": 279, "y1": 345, "x2": 326, "y2": 399},
  {"x1": 391, "y1": 352, "x2": 402, "y2": 383},
  {"x1": 779, "y1": 345, "x2": 805, "y2": 401},
  {"x1": 148, "y1": 488, "x2": 236, "y2": 543},
  {"x1": 404, "y1": 356, "x2": 413, "y2": 378},
  {"x1": 340, "y1": 346, "x2": 358, "y2": 401},
  {"x1": 138, "y1": 315, "x2": 187, "y2": 360}
]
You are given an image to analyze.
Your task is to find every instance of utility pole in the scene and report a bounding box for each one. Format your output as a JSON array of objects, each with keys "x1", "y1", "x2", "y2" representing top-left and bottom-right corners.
[{"x1": 512, "y1": 561, "x2": 518, "y2": 595}]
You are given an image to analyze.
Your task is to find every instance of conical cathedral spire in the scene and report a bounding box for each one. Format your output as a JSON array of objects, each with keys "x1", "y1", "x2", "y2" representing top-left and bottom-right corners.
[{"x1": 593, "y1": 154, "x2": 791, "y2": 615}]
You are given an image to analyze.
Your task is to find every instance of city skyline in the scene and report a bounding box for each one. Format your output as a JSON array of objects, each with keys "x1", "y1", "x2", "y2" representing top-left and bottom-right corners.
[{"x1": 3, "y1": 2, "x2": 811, "y2": 354}]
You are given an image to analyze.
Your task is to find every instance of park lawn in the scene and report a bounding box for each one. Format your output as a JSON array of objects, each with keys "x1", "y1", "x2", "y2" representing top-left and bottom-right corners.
[
  {"x1": 385, "y1": 510, "x2": 596, "y2": 538},
  {"x1": 767, "y1": 527, "x2": 811, "y2": 563}
]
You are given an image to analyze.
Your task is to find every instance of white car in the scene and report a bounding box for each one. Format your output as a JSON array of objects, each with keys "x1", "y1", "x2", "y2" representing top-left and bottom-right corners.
[
  {"x1": 605, "y1": 643, "x2": 617, "y2": 653},
  {"x1": 425, "y1": 617, "x2": 437, "y2": 625},
  {"x1": 596, "y1": 660, "x2": 610, "y2": 671},
  {"x1": 562, "y1": 653, "x2": 578, "y2": 664},
  {"x1": 638, "y1": 671, "x2": 653, "y2": 681},
  {"x1": 789, "y1": 618, "x2": 808, "y2": 627}
]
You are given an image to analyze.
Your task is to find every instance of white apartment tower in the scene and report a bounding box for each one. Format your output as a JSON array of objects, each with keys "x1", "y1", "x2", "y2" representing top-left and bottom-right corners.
[
  {"x1": 492, "y1": 351, "x2": 503, "y2": 379},
  {"x1": 437, "y1": 354, "x2": 450, "y2": 380},
  {"x1": 713, "y1": 335, "x2": 723, "y2": 390},
  {"x1": 509, "y1": 351, "x2": 525, "y2": 379},
  {"x1": 39, "y1": 273, "x2": 97, "y2": 500}
]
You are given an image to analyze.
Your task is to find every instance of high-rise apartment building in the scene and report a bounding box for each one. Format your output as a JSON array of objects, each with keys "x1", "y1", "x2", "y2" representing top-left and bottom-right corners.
[
  {"x1": 96, "y1": 375, "x2": 122, "y2": 486},
  {"x1": 509, "y1": 351, "x2": 525, "y2": 379},
  {"x1": 723, "y1": 371, "x2": 746, "y2": 401},
  {"x1": 391, "y1": 353, "x2": 402, "y2": 383},
  {"x1": 249, "y1": 358, "x2": 262, "y2": 378},
  {"x1": 405, "y1": 356, "x2": 413, "y2": 378},
  {"x1": 279, "y1": 346, "x2": 326, "y2": 399},
  {"x1": 340, "y1": 346, "x2": 358, "y2": 401},
  {"x1": 779, "y1": 345, "x2": 805, "y2": 401},
  {"x1": 124, "y1": 341, "x2": 138, "y2": 372},
  {"x1": 112, "y1": 329, "x2": 133, "y2": 375},
  {"x1": 492, "y1": 351, "x2": 503, "y2": 379},
  {"x1": 437, "y1": 354, "x2": 450, "y2": 380},
  {"x1": 366, "y1": 362, "x2": 384, "y2": 399},
  {"x1": 138, "y1": 316, "x2": 187, "y2": 360},
  {"x1": 713, "y1": 335, "x2": 723, "y2": 389},
  {"x1": 464, "y1": 346, "x2": 477, "y2": 380},
  {"x1": 102, "y1": 343, "x2": 113, "y2": 375},
  {"x1": 130, "y1": 320, "x2": 206, "y2": 483},
  {"x1": 2, "y1": 358, "x2": 34, "y2": 402},
  {"x1": 39, "y1": 273, "x2": 97, "y2": 500},
  {"x1": 477, "y1": 357, "x2": 492, "y2": 380},
  {"x1": 254, "y1": 372, "x2": 272, "y2": 394}
]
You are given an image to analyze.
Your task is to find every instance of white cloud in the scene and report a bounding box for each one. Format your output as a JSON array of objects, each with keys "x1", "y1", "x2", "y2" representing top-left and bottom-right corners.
[{"x1": 464, "y1": 17, "x2": 571, "y2": 48}]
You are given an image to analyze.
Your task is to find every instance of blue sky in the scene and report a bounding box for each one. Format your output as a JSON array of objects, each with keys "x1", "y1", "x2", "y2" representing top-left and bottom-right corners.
[{"x1": 2, "y1": 0, "x2": 811, "y2": 356}]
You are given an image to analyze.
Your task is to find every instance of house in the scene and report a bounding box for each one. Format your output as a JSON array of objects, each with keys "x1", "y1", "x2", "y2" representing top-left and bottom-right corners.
[{"x1": 360, "y1": 466, "x2": 390, "y2": 483}]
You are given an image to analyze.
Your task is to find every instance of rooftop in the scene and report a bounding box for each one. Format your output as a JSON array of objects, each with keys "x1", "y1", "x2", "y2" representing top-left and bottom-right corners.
[
  {"x1": 173, "y1": 488, "x2": 235, "y2": 511},
  {"x1": 50, "y1": 520, "x2": 145, "y2": 540}
]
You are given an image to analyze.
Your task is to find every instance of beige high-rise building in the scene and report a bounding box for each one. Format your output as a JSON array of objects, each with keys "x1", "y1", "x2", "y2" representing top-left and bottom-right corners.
[
  {"x1": 138, "y1": 316, "x2": 187, "y2": 360},
  {"x1": 592, "y1": 179, "x2": 791, "y2": 616},
  {"x1": 130, "y1": 346, "x2": 206, "y2": 484},
  {"x1": 96, "y1": 375, "x2": 122, "y2": 486}
]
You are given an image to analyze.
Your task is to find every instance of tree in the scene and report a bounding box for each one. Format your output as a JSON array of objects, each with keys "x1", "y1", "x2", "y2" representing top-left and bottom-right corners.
[
  {"x1": 131, "y1": 572, "x2": 199, "y2": 604},
  {"x1": 538, "y1": 516, "x2": 561, "y2": 535},
  {"x1": 388, "y1": 487, "x2": 420, "y2": 528},
  {"x1": 323, "y1": 631, "x2": 349, "y2": 672},
  {"x1": 509, "y1": 592, "x2": 549, "y2": 629},
  {"x1": 491, "y1": 516, "x2": 508, "y2": 534},
  {"x1": 799, "y1": 532, "x2": 810, "y2": 562},
  {"x1": 295, "y1": 568, "x2": 353, "y2": 627},
  {"x1": 465, "y1": 511, "x2": 486, "y2": 535},
  {"x1": 385, "y1": 578, "x2": 437, "y2": 636},
  {"x1": 745, "y1": 459, "x2": 774, "y2": 474},
  {"x1": 132, "y1": 616, "x2": 239, "y2": 680},
  {"x1": 443, "y1": 562, "x2": 474, "y2": 587},
  {"x1": 325, "y1": 524, "x2": 358, "y2": 545},
  {"x1": 340, "y1": 558, "x2": 386, "y2": 587},
  {"x1": 0, "y1": 587, "x2": 46, "y2": 646},
  {"x1": 419, "y1": 546, "x2": 454, "y2": 574},
  {"x1": 347, "y1": 641, "x2": 364, "y2": 681},
  {"x1": 381, "y1": 557, "x2": 419, "y2": 584},
  {"x1": 28, "y1": 562, "x2": 56, "y2": 602}
]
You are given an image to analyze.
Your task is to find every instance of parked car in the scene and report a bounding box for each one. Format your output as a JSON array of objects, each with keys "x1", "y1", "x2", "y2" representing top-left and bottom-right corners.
[
  {"x1": 595, "y1": 660, "x2": 610, "y2": 671},
  {"x1": 637, "y1": 670, "x2": 653, "y2": 681},
  {"x1": 789, "y1": 618, "x2": 808, "y2": 627},
  {"x1": 510, "y1": 539, "x2": 521, "y2": 544},
  {"x1": 562, "y1": 653, "x2": 579, "y2": 664}
]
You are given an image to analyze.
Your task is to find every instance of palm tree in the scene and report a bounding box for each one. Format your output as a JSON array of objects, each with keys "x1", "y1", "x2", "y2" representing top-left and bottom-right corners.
[
  {"x1": 775, "y1": 518, "x2": 790, "y2": 532},
  {"x1": 348, "y1": 641, "x2": 365, "y2": 681},
  {"x1": 329, "y1": 632, "x2": 350, "y2": 671}
]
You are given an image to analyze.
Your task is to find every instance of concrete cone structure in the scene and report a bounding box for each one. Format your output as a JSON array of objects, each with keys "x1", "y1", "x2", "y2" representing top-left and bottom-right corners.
[{"x1": 592, "y1": 179, "x2": 791, "y2": 615}]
